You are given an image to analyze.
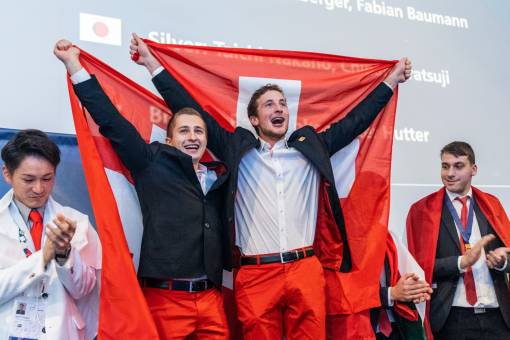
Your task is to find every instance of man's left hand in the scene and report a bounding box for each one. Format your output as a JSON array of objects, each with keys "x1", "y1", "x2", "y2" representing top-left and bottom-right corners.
[
  {"x1": 385, "y1": 57, "x2": 412, "y2": 89},
  {"x1": 487, "y1": 247, "x2": 510, "y2": 269},
  {"x1": 45, "y1": 214, "x2": 77, "y2": 252}
]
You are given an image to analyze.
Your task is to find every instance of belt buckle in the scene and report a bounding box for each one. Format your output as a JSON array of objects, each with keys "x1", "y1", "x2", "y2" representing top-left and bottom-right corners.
[
  {"x1": 280, "y1": 250, "x2": 298, "y2": 263},
  {"x1": 474, "y1": 307, "x2": 486, "y2": 314},
  {"x1": 189, "y1": 280, "x2": 208, "y2": 292}
]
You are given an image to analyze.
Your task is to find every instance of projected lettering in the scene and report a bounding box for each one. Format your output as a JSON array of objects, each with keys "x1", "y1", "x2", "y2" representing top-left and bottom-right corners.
[
  {"x1": 356, "y1": 0, "x2": 403, "y2": 18},
  {"x1": 299, "y1": 0, "x2": 353, "y2": 12},
  {"x1": 148, "y1": 31, "x2": 262, "y2": 48},
  {"x1": 407, "y1": 7, "x2": 469, "y2": 29},
  {"x1": 412, "y1": 69, "x2": 450, "y2": 88},
  {"x1": 393, "y1": 128, "x2": 430, "y2": 143},
  {"x1": 299, "y1": 0, "x2": 470, "y2": 29}
]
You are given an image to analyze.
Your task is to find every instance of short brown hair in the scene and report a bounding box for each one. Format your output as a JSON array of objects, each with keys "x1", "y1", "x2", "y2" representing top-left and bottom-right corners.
[
  {"x1": 166, "y1": 107, "x2": 206, "y2": 138},
  {"x1": 441, "y1": 141, "x2": 475, "y2": 164},
  {"x1": 247, "y1": 84, "x2": 285, "y2": 118}
]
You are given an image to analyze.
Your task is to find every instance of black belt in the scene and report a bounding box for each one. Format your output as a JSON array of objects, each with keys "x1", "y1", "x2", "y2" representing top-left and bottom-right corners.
[
  {"x1": 142, "y1": 278, "x2": 214, "y2": 292},
  {"x1": 241, "y1": 248, "x2": 314, "y2": 265},
  {"x1": 451, "y1": 306, "x2": 499, "y2": 315}
]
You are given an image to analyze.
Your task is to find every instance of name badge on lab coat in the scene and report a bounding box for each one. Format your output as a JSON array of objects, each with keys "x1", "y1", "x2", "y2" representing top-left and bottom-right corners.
[{"x1": 8, "y1": 295, "x2": 46, "y2": 340}]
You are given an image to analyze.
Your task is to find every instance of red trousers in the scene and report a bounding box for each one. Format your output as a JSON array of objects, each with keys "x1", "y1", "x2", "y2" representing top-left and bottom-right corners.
[
  {"x1": 326, "y1": 312, "x2": 376, "y2": 340},
  {"x1": 235, "y1": 256, "x2": 326, "y2": 340},
  {"x1": 143, "y1": 287, "x2": 229, "y2": 340}
]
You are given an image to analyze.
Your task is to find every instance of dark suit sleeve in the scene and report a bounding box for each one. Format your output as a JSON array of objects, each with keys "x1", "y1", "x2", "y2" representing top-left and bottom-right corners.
[
  {"x1": 73, "y1": 75, "x2": 151, "y2": 174},
  {"x1": 152, "y1": 69, "x2": 233, "y2": 160},
  {"x1": 319, "y1": 83, "x2": 393, "y2": 156},
  {"x1": 380, "y1": 286, "x2": 391, "y2": 308},
  {"x1": 487, "y1": 198, "x2": 510, "y2": 274},
  {"x1": 492, "y1": 264, "x2": 510, "y2": 274},
  {"x1": 503, "y1": 262, "x2": 510, "y2": 273},
  {"x1": 433, "y1": 256, "x2": 461, "y2": 281}
]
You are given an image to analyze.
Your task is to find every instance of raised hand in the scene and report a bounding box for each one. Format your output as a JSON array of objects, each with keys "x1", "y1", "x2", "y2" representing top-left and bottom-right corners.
[
  {"x1": 129, "y1": 33, "x2": 162, "y2": 74},
  {"x1": 384, "y1": 57, "x2": 412, "y2": 89},
  {"x1": 53, "y1": 39, "x2": 82, "y2": 74}
]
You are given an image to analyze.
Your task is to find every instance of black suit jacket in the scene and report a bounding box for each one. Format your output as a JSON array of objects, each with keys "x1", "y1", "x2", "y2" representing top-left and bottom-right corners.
[
  {"x1": 431, "y1": 200, "x2": 510, "y2": 332},
  {"x1": 73, "y1": 76, "x2": 230, "y2": 286},
  {"x1": 371, "y1": 257, "x2": 427, "y2": 340},
  {"x1": 370, "y1": 257, "x2": 408, "y2": 339},
  {"x1": 153, "y1": 70, "x2": 393, "y2": 271}
]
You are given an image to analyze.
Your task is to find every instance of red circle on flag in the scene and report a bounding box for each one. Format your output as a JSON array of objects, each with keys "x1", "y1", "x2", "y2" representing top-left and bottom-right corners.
[{"x1": 93, "y1": 22, "x2": 109, "y2": 37}]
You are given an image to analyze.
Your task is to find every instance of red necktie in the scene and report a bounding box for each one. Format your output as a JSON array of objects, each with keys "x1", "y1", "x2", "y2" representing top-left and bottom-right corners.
[
  {"x1": 379, "y1": 308, "x2": 392, "y2": 337},
  {"x1": 29, "y1": 210, "x2": 43, "y2": 251},
  {"x1": 456, "y1": 196, "x2": 477, "y2": 305}
]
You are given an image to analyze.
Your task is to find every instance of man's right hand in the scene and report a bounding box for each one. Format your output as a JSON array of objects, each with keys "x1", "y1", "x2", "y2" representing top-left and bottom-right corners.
[
  {"x1": 53, "y1": 39, "x2": 82, "y2": 75},
  {"x1": 42, "y1": 237, "x2": 56, "y2": 266},
  {"x1": 460, "y1": 234, "x2": 496, "y2": 269},
  {"x1": 130, "y1": 33, "x2": 162, "y2": 74}
]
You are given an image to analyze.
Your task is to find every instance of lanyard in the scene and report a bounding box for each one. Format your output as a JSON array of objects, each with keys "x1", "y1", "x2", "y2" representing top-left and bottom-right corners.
[
  {"x1": 17, "y1": 225, "x2": 33, "y2": 257},
  {"x1": 444, "y1": 194, "x2": 475, "y2": 244},
  {"x1": 17, "y1": 223, "x2": 48, "y2": 299}
]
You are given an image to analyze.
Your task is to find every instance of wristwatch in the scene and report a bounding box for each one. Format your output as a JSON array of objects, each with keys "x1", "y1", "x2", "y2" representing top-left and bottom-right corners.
[{"x1": 55, "y1": 247, "x2": 71, "y2": 265}]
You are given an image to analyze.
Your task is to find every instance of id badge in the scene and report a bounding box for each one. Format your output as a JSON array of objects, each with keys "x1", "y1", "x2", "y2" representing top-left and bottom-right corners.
[{"x1": 8, "y1": 296, "x2": 46, "y2": 340}]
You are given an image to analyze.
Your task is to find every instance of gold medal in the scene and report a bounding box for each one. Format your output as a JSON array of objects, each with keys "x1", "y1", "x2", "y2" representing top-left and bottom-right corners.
[{"x1": 465, "y1": 243, "x2": 471, "y2": 251}]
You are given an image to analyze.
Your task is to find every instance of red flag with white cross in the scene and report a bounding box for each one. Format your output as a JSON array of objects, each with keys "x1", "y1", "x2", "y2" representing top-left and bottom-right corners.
[{"x1": 67, "y1": 43, "x2": 399, "y2": 339}]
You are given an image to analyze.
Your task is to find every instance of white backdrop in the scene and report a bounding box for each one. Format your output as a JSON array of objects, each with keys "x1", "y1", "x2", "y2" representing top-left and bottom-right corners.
[{"x1": 1, "y1": 0, "x2": 509, "y2": 238}]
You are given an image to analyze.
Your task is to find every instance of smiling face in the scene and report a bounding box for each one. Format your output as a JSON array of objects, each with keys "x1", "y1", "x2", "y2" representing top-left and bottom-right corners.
[
  {"x1": 3, "y1": 156, "x2": 56, "y2": 209},
  {"x1": 166, "y1": 113, "x2": 207, "y2": 163},
  {"x1": 440, "y1": 152, "x2": 477, "y2": 196},
  {"x1": 249, "y1": 89, "x2": 289, "y2": 144}
]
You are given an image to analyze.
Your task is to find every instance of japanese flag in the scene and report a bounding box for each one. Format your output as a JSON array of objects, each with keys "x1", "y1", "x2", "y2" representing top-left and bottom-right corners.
[{"x1": 79, "y1": 13, "x2": 122, "y2": 46}]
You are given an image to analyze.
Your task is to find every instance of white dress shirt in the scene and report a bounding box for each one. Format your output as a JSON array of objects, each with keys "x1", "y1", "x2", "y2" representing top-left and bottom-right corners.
[
  {"x1": 446, "y1": 189, "x2": 499, "y2": 308},
  {"x1": 235, "y1": 138, "x2": 320, "y2": 255},
  {"x1": 70, "y1": 67, "x2": 91, "y2": 84},
  {"x1": 196, "y1": 163, "x2": 217, "y2": 195}
]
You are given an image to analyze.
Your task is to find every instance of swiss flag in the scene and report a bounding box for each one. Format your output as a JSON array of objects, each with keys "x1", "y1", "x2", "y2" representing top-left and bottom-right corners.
[
  {"x1": 67, "y1": 43, "x2": 399, "y2": 339},
  {"x1": 147, "y1": 41, "x2": 399, "y2": 314}
]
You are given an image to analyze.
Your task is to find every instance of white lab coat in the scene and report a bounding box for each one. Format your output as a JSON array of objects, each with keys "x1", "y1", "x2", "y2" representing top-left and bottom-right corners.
[{"x1": 0, "y1": 190, "x2": 101, "y2": 339}]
